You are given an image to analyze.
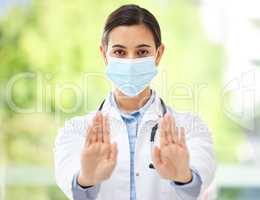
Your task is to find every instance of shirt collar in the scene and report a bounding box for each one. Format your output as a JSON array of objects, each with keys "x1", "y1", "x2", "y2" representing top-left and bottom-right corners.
[
  {"x1": 109, "y1": 89, "x2": 156, "y2": 121},
  {"x1": 99, "y1": 89, "x2": 164, "y2": 124}
]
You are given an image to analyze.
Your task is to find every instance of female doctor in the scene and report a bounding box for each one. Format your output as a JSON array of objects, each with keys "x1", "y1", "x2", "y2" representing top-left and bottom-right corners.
[{"x1": 54, "y1": 4, "x2": 216, "y2": 200}]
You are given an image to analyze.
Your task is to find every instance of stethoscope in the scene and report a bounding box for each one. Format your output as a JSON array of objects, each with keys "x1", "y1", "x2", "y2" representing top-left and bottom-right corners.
[{"x1": 97, "y1": 96, "x2": 167, "y2": 170}]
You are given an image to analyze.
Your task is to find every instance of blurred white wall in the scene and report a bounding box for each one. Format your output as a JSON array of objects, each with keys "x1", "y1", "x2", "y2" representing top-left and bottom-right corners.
[{"x1": 200, "y1": 0, "x2": 260, "y2": 160}]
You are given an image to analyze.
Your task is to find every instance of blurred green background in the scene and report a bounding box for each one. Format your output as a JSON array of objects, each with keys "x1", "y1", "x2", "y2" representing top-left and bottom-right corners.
[{"x1": 0, "y1": 0, "x2": 254, "y2": 199}]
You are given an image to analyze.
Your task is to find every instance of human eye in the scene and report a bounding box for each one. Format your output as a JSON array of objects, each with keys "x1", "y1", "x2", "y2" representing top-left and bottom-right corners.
[
  {"x1": 137, "y1": 49, "x2": 150, "y2": 57},
  {"x1": 113, "y1": 49, "x2": 126, "y2": 57}
]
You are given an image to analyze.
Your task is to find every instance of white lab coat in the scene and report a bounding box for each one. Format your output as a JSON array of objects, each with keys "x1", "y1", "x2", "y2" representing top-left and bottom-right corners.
[{"x1": 54, "y1": 92, "x2": 216, "y2": 200}]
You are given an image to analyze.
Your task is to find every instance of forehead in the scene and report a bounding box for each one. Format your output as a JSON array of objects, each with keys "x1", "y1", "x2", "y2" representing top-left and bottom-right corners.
[{"x1": 107, "y1": 24, "x2": 155, "y2": 48}]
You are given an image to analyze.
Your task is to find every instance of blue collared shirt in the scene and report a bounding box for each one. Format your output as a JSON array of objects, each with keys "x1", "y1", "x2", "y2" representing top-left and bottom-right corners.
[{"x1": 72, "y1": 90, "x2": 202, "y2": 200}]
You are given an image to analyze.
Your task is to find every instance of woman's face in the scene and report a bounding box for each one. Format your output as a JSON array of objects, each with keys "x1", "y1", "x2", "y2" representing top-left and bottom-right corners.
[{"x1": 100, "y1": 24, "x2": 164, "y2": 66}]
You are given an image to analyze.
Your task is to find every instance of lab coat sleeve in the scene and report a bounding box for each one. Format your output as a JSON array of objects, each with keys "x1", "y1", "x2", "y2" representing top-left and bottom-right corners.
[
  {"x1": 186, "y1": 114, "x2": 217, "y2": 199},
  {"x1": 72, "y1": 170, "x2": 101, "y2": 200},
  {"x1": 170, "y1": 170, "x2": 202, "y2": 199},
  {"x1": 53, "y1": 115, "x2": 92, "y2": 200}
]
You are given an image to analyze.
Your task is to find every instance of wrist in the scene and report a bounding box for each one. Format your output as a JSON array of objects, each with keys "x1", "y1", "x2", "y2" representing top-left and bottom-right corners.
[
  {"x1": 77, "y1": 171, "x2": 96, "y2": 187},
  {"x1": 173, "y1": 169, "x2": 193, "y2": 184}
]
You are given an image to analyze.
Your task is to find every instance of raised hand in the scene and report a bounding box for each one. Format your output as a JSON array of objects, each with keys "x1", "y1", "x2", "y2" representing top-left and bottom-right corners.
[
  {"x1": 152, "y1": 112, "x2": 192, "y2": 183},
  {"x1": 77, "y1": 111, "x2": 118, "y2": 187}
]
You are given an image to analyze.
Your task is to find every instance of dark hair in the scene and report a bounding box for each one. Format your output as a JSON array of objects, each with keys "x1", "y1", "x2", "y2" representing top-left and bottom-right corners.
[{"x1": 102, "y1": 4, "x2": 161, "y2": 49}]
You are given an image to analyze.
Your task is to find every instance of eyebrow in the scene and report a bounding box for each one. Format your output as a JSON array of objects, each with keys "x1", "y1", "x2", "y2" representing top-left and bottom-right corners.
[
  {"x1": 112, "y1": 44, "x2": 126, "y2": 49},
  {"x1": 136, "y1": 44, "x2": 152, "y2": 48},
  {"x1": 111, "y1": 44, "x2": 152, "y2": 48}
]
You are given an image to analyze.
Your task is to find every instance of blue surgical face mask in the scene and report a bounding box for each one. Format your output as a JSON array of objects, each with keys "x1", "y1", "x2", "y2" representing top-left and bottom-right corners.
[{"x1": 105, "y1": 56, "x2": 158, "y2": 97}]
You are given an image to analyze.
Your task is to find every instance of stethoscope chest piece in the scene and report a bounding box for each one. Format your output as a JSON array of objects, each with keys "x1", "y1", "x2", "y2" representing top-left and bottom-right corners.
[{"x1": 149, "y1": 163, "x2": 155, "y2": 169}]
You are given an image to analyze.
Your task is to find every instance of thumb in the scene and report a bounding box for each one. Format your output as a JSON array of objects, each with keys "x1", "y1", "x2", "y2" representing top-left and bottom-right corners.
[{"x1": 153, "y1": 145, "x2": 162, "y2": 167}]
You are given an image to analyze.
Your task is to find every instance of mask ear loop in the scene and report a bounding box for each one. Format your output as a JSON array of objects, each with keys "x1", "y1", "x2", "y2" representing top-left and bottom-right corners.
[
  {"x1": 149, "y1": 98, "x2": 167, "y2": 169},
  {"x1": 153, "y1": 49, "x2": 160, "y2": 65}
]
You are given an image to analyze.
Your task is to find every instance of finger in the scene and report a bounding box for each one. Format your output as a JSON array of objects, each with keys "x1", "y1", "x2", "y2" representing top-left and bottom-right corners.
[
  {"x1": 96, "y1": 112, "x2": 103, "y2": 142},
  {"x1": 159, "y1": 117, "x2": 168, "y2": 146},
  {"x1": 102, "y1": 115, "x2": 110, "y2": 144},
  {"x1": 165, "y1": 112, "x2": 174, "y2": 144},
  {"x1": 152, "y1": 146, "x2": 162, "y2": 167},
  {"x1": 90, "y1": 126, "x2": 97, "y2": 143},
  {"x1": 85, "y1": 126, "x2": 92, "y2": 146},
  {"x1": 91, "y1": 112, "x2": 100, "y2": 143},
  {"x1": 86, "y1": 115, "x2": 99, "y2": 145},
  {"x1": 180, "y1": 127, "x2": 186, "y2": 147},
  {"x1": 109, "y1": 142, "x2": 118, "y2": 161},
  {"x1": 176, "y1": 127, "x2": 184, "y2": 146},
  {"x1": 176, "y1": 127, "x2": 180, "y2": 145},
  {"x1": 169, "y1": 114, "x2": 177, "y2": 143}
]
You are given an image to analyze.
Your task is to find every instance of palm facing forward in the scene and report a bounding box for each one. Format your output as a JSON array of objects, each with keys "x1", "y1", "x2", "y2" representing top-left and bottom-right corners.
[
  {"x1": 78, "y1": 112, "x2": 118, "y2": 187},
  {"x1": 152, "y1": 112, "x2": 192, "y2": 183}
]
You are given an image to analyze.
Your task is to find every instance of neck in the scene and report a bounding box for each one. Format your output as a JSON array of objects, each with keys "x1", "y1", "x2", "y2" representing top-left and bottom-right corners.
[{"x1": 114, "y1": 87, "x2": 152, "y2": 113}]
